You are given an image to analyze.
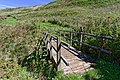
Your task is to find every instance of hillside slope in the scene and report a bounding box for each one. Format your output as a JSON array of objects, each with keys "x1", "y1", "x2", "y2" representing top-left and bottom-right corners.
[
  {"x1": 8, "y1": 0, "x2": 119, "y2": 41},
  {"x1": 1, "y1": 0, "x2": 119, "y2": 34},
  {"x1": 0, "y1": 0, "x2": 120, "y2": 68},
  {"x1": 0, "y1": 0, "x2": 120, "y2": 80}
]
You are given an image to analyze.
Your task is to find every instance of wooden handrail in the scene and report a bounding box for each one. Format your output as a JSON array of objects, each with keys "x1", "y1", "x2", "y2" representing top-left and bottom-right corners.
[
  {"x1": 82, "y1": 33, "x2": 114, "y2": 40},
  {"x1": 43, "y1": 28, "x2": 114, "y2": 70},
  {"x1": 57, "y1": 29, "x2": 113, "y2": 54},
  {"x1": 81, "y1": 42, "x2": 112, "y2": 54}
]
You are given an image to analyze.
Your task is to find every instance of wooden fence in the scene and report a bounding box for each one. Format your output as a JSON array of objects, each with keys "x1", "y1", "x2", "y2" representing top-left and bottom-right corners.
[
  {"x1": 57, "y1": 29, "x2": 114, "y2": 52},
  {"x1": 43, "y1": 28, "x2": 114, "y2": 70},
  {"x1": 43, "y1": 31, "x2": 62, "y2": 70}
]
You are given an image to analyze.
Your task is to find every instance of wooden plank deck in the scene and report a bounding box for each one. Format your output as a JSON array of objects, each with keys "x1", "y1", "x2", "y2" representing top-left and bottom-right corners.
[
  {"x1": 43, "y1": 30, "x2": 113, "y2": 74},
  {"x1": 51, "y1": 39, "x2": 93, "y2": 74}
]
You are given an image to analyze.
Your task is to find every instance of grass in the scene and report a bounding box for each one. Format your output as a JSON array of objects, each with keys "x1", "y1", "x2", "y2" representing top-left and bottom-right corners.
[
  {"x1": 55, "y1": 60, "x2": 120, "y2": 80},
  {"x1": 0, "y1": 21, "x2": 42, "y2": 79},
  {"x1": 0, "y1": 0, "x2": 120, "y2": 80},
  {"x1": 0, "y1": 59, "x2": 38, "y2": 80},
  {"x1": 39, "y1": 22, "x2": 71, "y2": 31},
  {"x1": 0, "y1": 17, "x2": 18, "y2": 26}
]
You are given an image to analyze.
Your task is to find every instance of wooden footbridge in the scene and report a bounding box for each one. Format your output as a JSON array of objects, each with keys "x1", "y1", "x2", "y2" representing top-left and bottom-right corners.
[{"x1": 42, "y1": 28, "x2": 113, "y2": 74}]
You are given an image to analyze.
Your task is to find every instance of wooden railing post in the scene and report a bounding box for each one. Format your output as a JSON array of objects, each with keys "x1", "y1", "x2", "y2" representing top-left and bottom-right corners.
[
  {"x1": 63, "y1": 34, "x2": 65, "y2": 41},
  {"x1": 57, "y1": 37, "x2": 61, "y2": 71},
  {"x1": 77, "y1": 21, "x2": 79, "y2": 27},
  {"x1": 100, "y1": 34, "x2": 105, "y2": 48},
  {"x1": 43, "y1": 32, "x2": 46, "y2": 41},
  {"x1": 80, "y1": 27, "x2": 83, "y2": 50},
  {"x1": 98, "y1": 33, "x2": 105, "y2": 59},
  {"x1": 46, "y1": 36, "x2": 48, "y2": 51},
  {"x1": 59, "y1": 31, "x2": 61, "y2": 40},
  {"x1": 50, "y1": 37, "x2": 52, "y2": 59},
  {"x1": 70, "y1": 32, "x2": 73, "y2": 46},
  {"x1": 44, "y1": 32, "x2": 48, "y2": 44}
]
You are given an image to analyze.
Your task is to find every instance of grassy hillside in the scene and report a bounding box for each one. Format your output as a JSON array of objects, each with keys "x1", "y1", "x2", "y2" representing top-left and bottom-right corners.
[{"x1": 0, "y1": 0, "x2": 120, "y2": 80}]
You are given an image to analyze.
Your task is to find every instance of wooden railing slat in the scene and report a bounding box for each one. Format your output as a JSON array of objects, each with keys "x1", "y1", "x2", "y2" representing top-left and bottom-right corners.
[
  {"x1": 81, "y1": 42, "x2": 112, "y2": 54},
  {"x1": 61, "y1": 55, "x2": 69, "y2": 66}
]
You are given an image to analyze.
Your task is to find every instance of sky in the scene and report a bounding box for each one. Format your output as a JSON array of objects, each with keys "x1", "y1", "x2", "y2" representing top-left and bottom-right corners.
[{"x1": 0, "y1": 0, "x2": 54, "y2": 9}]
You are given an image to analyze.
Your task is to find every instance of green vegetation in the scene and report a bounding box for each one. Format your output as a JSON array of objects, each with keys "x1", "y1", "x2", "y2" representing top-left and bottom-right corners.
[
  {"x1": 55, "y1": 60, "x2": 120, "y2": 80},
  {"x1": 0, "y1": 59, "x2": 38, "y2": 80},
  {"x1": 0, "y1": 0, "x2": 120, "y2": 80},
  {"x1": 0, "y1": 17, "x2": 18, "y2": 26}
]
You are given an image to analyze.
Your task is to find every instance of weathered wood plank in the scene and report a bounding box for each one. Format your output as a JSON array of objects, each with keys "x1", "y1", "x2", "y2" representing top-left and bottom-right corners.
[
  {"x1": 57, "y1": 37, "x2": 61, "y2": 70},
  {"x1": 81, "y1": 42, "x2": 112, "y2": 54},
  {"x1": 70, "y1": 32, "x2": 73, "y2": 46},
  {"x1": 61, "y1": 55, "x2": 69, "y2": 66},
  {"x1": 43, "y1": 30, "x2": 113, "y2": 74},
  {"x1": 83, "y1": 33, "x2": 114, "y2": 40}
]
